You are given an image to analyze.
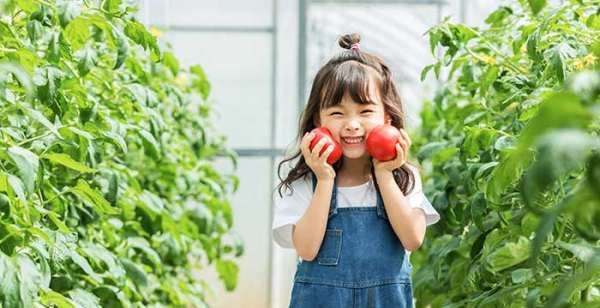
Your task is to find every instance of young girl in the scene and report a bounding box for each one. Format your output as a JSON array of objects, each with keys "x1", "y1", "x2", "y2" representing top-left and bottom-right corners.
[{"x1": 272, "y1": 33, "x2": 440, "y2": 307}]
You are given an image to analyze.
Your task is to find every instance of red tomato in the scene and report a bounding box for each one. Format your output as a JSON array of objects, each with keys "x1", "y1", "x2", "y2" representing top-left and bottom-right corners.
[
  {"x1": 366, "y1": 125, "x2": 401, "y2": 161},
  {"x1": 308, "y1": 127, "x2": 342, "y2": 165}
]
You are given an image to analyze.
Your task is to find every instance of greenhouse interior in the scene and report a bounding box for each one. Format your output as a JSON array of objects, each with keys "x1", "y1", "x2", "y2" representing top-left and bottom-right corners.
[{"x1": 0, "y1": 0, "x2": 598, "y2": 307}]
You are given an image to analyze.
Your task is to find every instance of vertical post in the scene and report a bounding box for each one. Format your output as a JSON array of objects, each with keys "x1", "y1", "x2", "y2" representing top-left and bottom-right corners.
[
  {"x1": 459, "y1": 0, "x2": 466, "y2": 23},
  {"x1": 268, "y1": 0, "x2": 278, "y2": 307},
  {"x1": 298, "y1": 0, "x2": 308, "y2": 114}
]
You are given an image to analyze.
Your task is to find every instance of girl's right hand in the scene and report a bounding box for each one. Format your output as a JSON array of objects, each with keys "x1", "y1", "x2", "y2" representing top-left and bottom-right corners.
[{"x1": 300, "y1": 132, "x2": 336, "y2": 182}]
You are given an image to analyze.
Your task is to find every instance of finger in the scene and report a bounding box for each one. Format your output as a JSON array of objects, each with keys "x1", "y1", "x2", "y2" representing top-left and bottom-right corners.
[
  {"x1": 311, "y1": 138, "x2": 327, "y2": 158},
  {"x1": 300, "y1": 132, "x2": 313, "y2": 157},
  {"x1": 398, "y1": 138, "x2": 408, "y2": 155},
  {"x1": 400, "y1": 129, "x2": 412, "y2": 148},
  {"x1": 395, "y1": 143, "x2": 406, "y2": 165},
  {"x1": 320, "y1": 144, "x2": 334, "y2": 162}
]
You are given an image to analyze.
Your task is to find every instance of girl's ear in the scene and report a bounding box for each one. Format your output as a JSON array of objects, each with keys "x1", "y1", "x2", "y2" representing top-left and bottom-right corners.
[{"x1": 384, "y1": 113, "x2": 391, "y2": 125}]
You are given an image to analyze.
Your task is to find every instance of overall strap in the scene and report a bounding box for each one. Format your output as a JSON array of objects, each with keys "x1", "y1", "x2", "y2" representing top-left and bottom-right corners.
[
  {"x1": 375, "y1": 182, "x2": 389, "y2": 220},
  {"x1": 374, "y1": 172, "x2": 414, "y2": 220},
  {"x1": 310, "y1": 173, "x2": 338, "y2": 218}
]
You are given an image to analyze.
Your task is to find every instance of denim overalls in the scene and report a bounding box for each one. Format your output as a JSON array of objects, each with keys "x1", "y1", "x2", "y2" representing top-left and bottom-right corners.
[{"x1": 289, "y1": 176, "x2": 413, "y2": 308}]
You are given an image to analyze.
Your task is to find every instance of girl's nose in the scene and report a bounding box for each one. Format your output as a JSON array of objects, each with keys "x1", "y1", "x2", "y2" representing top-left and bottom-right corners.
[{"x1": 344, "y1": 120, "x2": 361, "y2": 132}]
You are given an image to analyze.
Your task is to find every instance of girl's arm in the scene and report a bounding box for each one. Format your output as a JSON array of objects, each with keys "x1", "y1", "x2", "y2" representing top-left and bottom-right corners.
[
  {"x1": 292, "y1": 178, "x2": 334, "y2": 261},
  {"x1": 376, "y1": 171, "x2": 426, "y2": 251}
]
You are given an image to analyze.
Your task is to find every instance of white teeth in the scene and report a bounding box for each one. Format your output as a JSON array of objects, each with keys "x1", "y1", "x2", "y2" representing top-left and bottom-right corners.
[{"x1": 342, "y1": 137, "x2": 364, "y2": 144}]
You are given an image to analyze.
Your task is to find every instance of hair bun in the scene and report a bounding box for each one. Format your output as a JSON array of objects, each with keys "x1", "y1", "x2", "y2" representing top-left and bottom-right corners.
[{"x1": 338, "y1": 33, "x2": 361, "y2": 50}]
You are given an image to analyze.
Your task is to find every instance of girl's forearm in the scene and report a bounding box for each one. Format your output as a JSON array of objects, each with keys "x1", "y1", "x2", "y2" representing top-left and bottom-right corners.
[
  {"x1": 292, "y1": 179, "x2": 334, "y2": 261},
  {"x1": 376, "y1": 171, "x2": 426, "y2": 251}
]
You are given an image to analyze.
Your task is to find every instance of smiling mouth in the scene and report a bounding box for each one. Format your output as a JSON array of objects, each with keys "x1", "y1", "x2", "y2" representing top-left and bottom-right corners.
[{"x1": 341, "y1": 136, "x2": 364, "y2": 145}]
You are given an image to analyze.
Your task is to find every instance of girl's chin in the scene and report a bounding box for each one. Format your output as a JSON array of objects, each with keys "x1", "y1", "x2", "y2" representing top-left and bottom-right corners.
[{"x1": 341, "y1": 149, "x2": 369, "y2": 160}]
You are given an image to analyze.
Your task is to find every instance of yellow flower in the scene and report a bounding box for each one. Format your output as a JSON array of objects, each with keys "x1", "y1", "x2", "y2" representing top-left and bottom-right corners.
[
  {"x1": 582, "y1": 53, "x2": 597, "y2": 66},
  {"x1": 149, "y1": 26, "x2": 163, "y2": 38},
  {"x1": 479, "y1": 54, "x2": 496, "y2": 65},
  {"x1": 573, "y1": 58, "x2": 586, "y2": 70},
  {"x1": 174, "y1": 73, "x2": 188, "y2": 87}
]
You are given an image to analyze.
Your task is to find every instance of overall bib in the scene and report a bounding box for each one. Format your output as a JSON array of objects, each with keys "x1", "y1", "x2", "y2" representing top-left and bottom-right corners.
[{"x1": 289, "y1": 176, "x2": 413, "y2": 308}]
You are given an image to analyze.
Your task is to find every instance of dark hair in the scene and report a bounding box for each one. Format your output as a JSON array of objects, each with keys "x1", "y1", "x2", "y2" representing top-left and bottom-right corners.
[{"x1": 276, "y1": 33, "x2": 416, "y2": 198}]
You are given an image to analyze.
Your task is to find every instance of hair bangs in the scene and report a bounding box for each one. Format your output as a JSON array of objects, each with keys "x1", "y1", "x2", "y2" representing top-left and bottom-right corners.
[{"x1": 319, "y1": 61, "x2": 381, "y2": 110}]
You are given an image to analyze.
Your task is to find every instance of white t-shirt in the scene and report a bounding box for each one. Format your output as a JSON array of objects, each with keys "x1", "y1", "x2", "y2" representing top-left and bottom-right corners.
[{"x1": 271, "y1": 166, "x2": 441, "y2": 249}]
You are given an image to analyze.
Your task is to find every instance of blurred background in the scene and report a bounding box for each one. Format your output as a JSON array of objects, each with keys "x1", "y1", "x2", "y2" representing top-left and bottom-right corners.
[{"x1": 136, "y1": 1, "x2": 500, "y2": 307}]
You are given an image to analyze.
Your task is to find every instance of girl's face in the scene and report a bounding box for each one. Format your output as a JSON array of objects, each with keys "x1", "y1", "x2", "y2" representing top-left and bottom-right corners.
[{"x1": 318, "y1": 81, "x2": 390, "y2": 160}]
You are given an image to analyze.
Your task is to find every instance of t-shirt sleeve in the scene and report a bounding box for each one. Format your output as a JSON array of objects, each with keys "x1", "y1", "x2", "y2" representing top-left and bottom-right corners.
[
  {"x1": 271, "y1": 177, "x2": 312, "y2": 249},
  {"x1": 405, "y1": 166, "x2": 440, "y2": 226}
]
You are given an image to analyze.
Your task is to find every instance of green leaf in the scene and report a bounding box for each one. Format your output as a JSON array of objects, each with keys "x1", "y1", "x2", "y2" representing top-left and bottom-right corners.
[
  {"x1": 6, "y1": 174, "x2": 26, "y2": 202},
  {"x1": 68, "y1": 250, "x2": 102, "y2": 283},
  {"x1": 528, "y1": 0, "x2": 546, "y2": 15},
  {"x1": 546, "y1": 42, "x2": 576, "y2": 82},
  {"x1": 487, "y1": 92, "x2": 591, "y2": 201},
  {"x1": 80, "y1": 243, "x2": 125, "y2": 277},
  {"x1": 124, "y1": 20, "x2": 159, "y2": 55},
  {"x1": 16, "y1": 253, "x2": 42, "y2": 307},
  {"x1": 103, "y1": 131, "x2": 128, "y2": 153},
  {"x1": 190, "y1": 65, "x2": 211, "y2": 100},
  {"x1": 64, "y1": 16, "x2": 90, "y2": 51},
  {"x1": 120, "y1": 258, "x2": 148, "y2": 287},
  {"x1": 420, "y1": 64, "x2": 434, "y2": 82},
  {"x1": 47, "y1": 212, "x2": 70, "y2": 233},
  {"x1": 545, "y1": 254, "x2": 600, "y2": 308},
  {"x1": 522, "y1": 129, "x2": 599, "y2": 206},
  {"x1": 480, "y1": 66, "x2": 499, "y2": 96},
  {"x1": 40, "y1": 289, "x2": 76, "y2": 308},
  {"x1": 163, "y1": 51, "x2": 179, "y2": 76},
  {"x1": 0, "y1": 62, "x2": 34, "y2": 98},
  {"x1": 58, "y1": 1, "x2": 82, "y2": 27},
  {"x1": 511, "y1": 268, "x2": 533, "y2": 284},
  {"x1": 34, "y1": 66, "x2": 64, "y2": 103},
  {"x1": 416, "y1": 141, "x2": 448, "y2": 162},
  {"x1": 486, "y1": 236, "x2": 530, "y2": 272},
  {"x1": 485, "y1": 6, "x2": 512, "y2": 26},
  {"x1": 530, "y1": 183, "x2": 594, "y2": 265},
  {"x1": 470, "y1": 192, "x2": 487, "y2": 231},
  {"x1": 72, "y1": 180, "x2": 119, "y2": 215},
  {"x1": 24, "y1": 107, "x2": 62, "y2": 138},
  {"x1": 112, "y1": 29, "x2": 128, "y2": 69},
  {"x1": 68, "y1": 288, "x2": 101, "y2": 308},
  {"x1": 16, "y1": 0, "x2": 38, "y2": 13},
  {"x1": 0, "y1": 252, "x2": 20, "y2": 308},
  {"x1": 75, "y1": 47, "x2": 98, "y2": 76},
  {"x1": 556, "y1": 241, "x2": 597, "y2": 262},
  {"x1": 102, "y1": 0, "x2": 123, "y2": 14},
  {"x1": 105, "y1": 172, "x2": 118, "y2": 206},
  {"x1": 44, "y1": 153, "x2": 95, "y2": 173},
  {"x1": 126, "y1": 237, "x2": 161, "y2": 267},
  {"x1": 7, "y1": 146, "x2": 39, "y2": 194},
  {"x1": 216, "y1": 259, "x2": 239, "y2": 291},
  {"x1": 139, "y1": 129, "x2": 160, "y2": 160},
  {"x1": 526, "y1": 29, "x2": 542, "y2": 62}
]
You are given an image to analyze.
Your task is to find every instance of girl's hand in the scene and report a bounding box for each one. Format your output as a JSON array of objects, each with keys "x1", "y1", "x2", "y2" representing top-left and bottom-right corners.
[
  {"x1": 373, "y1": 128, "x2": 411, "y2": 176},
  {"x1": 300, "y1": 132, "x2": 336, "y2": 182}
]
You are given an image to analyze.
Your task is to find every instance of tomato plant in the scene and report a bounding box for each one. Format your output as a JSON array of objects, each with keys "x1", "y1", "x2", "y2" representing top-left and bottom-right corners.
[
  {"x1": 413, "y1": 0, "x2": 599, "y2": 307},
  {"x1": 0, "y1": 0, "x2": 241, "y2": 307}
]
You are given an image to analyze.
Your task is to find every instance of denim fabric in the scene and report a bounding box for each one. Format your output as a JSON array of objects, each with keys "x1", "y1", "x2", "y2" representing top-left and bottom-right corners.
[{"x1": 289, "y1": 176, "x2": 413, "y2": 308}]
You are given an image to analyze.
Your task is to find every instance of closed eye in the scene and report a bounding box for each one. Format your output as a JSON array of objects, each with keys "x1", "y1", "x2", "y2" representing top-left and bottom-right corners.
[
  {"x1": 330, "y1": 112, "x2": 343, "y2": 115},
  {"x1": 362, "y1": 110, "x2": 373, "y2": 113}
]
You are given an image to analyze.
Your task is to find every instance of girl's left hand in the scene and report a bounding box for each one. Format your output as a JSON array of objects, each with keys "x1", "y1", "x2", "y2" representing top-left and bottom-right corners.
[{"x1": 372, "y1": 128, "x2": 411, "y2": 175}]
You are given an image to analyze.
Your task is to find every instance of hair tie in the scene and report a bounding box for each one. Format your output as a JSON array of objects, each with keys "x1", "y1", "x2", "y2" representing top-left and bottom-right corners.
[{"x1": 350, "y1": 43, "x2": 360, "y2": 51}]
